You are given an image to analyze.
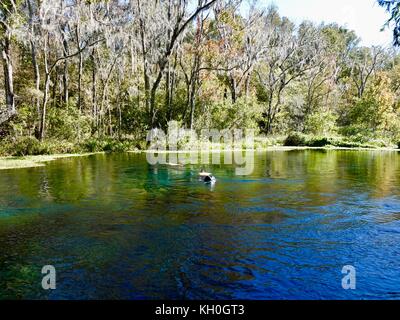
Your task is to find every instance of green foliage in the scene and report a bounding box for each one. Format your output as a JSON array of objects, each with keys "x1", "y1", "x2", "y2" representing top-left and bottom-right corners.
[
  {"x1": 120, "y1": 99, "x2": 150, "y2": 138},
  {"x1": 309, "y1": 137, "x2": 331, "y2": 147},
  {"x1": 82, "y1": 138, "x2": 135, "y2": 153},
  {"x1": 6, "y1": 104, "x2": 37, "y2": 137},
  {"x1": 284, "y1": 133, "x2": 333, "y2": 147},
  {"x1": 82, "y1": 139, "x2": 106, "y2": 153},
  {"x1": 199, "y1": 98, "x2": 262, "y2": 130},
  {"x1": 283, "y1": 132, "x2": 392, "y2": 149},
  {"x1": 2, "y1": 1, "x2": 400, "y2": 155},
  {"x1": 254, "y1": 136, "x2": 286, "y2": 148},
  {"x1": 378, "y1": 0, "x2": 400, "y2": 46},
  {"x1": 47, "y1": 108, "x2": 91, "y2": 141},
  {"x1": 0, "y1": 136, "x2": 79, "y2": 156},
  {"x1": 11, "y1": 137, "x2": 49, "y2": 156},
  {"x1": 284, "y1": 132, "x2": 307, "y2": 146},
  {"x1": 346, "y1": 72, "x2": 399, "y2": 140},
  {"x1": 304, "y1": 111, "x2": 338, "y2": 136}
]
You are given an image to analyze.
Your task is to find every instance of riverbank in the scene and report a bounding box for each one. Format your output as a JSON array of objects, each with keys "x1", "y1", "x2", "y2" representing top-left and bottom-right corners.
[{"x1": 0, "y1": 153, "x2": 98, "y2": 170}]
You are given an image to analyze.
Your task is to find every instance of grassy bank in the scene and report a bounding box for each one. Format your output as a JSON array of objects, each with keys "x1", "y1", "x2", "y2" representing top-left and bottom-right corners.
[
  {"x1": 0, "y1": 136, "x2": 144, "y2": 157},
  {"x1": 281, "y1": 133, "x2": 399, "y2": 149},
  {"x1": 0, "y1": 154, "x2": 98, "y2": 170}
]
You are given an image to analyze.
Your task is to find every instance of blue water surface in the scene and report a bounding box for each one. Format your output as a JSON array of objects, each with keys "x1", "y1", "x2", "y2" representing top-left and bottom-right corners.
[{"x1": 0, "y1": 150, "x2": 400, "y2": 299}]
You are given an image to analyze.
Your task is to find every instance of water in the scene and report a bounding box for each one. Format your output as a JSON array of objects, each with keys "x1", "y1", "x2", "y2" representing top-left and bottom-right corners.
[{"x1": 1, "y1": 150, "x2": 400, "y2": 300}]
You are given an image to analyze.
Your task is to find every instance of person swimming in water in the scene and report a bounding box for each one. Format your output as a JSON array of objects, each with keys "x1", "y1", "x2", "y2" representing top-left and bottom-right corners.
[{"x1": 199, "y1": 169, "x2": 216, "y2": 183}]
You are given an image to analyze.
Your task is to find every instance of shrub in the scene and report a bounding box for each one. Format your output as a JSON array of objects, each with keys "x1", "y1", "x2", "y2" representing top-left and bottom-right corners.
[
  {"x1": 135, "y1": 140, "x2": 148, "y2": 151},
  {"x1": 103, "y1": 140, "x2": 132, "y2": 152},
  {"x1": 367, "y1": 139, "x2": 391, "y2": 148},
  {"x1": 12, "y1": 136, "x2": 48, "y2": 156},
  {"x1": 47, "y1": 107, "x2": 91, "y2": 141},
  {"x1": 82, "y1": 138, "x2": 134, "y2": 153},
  {"x1": 283, "y1": 134, "x2": 380, "y2": 148},
  {"x1": 0, "y1": 137, "x2": 80, "y2": 156},
  {"x1": 284, "y1": 133, "x2": 307, "y2": 146},
  {"x1": 330, "y1": 139, "x2": 363, "y2": 148},
  {"x1": 308, "y1": 137, "x2": 331, "y2": 147},
  {"x1": 45, "y1": 140, "x2": 79, "y2": 154},
  {"x1": 197, "y1": 97, "x2": 262, "y2": 130},
  {"x1": 329, "y1": 137, "x2": 380, "y2": 149},
  {"x1": 83, "y1": 139, "x2": 107, "y2": 152},
  {"x1": 304, "y1": 111, "x2": 338, "y2": 136}
]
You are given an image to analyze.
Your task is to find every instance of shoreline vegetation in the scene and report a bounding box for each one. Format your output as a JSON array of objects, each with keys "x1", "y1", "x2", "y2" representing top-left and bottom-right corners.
[
  {"x1": 1, "y1": 131, "x2": 399, "y2": 157},
  {"x1": 1, "y1": 129, "x2": 399, "y2": 170},
  {"x1": 1, "y1": 2, "x2": 400, "y2": 169}
]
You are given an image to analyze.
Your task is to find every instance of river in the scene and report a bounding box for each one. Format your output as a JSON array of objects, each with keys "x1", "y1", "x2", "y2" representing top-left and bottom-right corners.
[{"x1": 0, "y1": 150, "x2": 400, "y2": 299}]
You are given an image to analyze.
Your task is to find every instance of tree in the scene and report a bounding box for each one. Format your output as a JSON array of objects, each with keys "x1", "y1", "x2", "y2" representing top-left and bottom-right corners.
[
  {"x1": 134, "y1": 0, "x2": 217, "y2": 129},
  {"x1": 35, "y1": 0, "x2": 104, "y2": 140},
  {"x1": 297, "y1": 22, "x2": 336, "y2": 131},
  {"x1": 212, "y1": 0, "x2": 265, "y2": 104},
  {"x1": 25, "y1": 0, "x2": 41, "y2": 123},
  {"x1": 1, "y1": 0, "x2": 400, "y2": 152},
  {"x1": 378, "y1": 0, "x2": 400, "y2": 46},
  {"x1": 256, "y1": 8, "x2": 316, "y2": 134},
  {"x1": 349, "y1": 71, "x2": 399, "y2": 139},
  {"x1": 0, "y1": 0, "x2": 19, "y2": 121},
  {"x1": 349, "y1": 46, "x2": 385, "y2": 99},
  {"x1": 179, "y1": 1, "x2": 211, "y2": 129}
]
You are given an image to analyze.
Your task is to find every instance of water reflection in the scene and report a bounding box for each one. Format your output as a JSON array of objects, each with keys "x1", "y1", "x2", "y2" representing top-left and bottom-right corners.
[{"x1": 0, "y1": 150, "x2": 400, "y2": 299}]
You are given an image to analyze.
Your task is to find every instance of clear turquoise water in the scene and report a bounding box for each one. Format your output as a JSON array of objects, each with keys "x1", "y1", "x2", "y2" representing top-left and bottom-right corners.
[{"x1": 1, "y1": 150, "x2": 400, "y2": 299}]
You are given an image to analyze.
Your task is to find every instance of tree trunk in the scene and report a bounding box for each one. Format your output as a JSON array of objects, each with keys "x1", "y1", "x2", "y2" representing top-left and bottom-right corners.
[
  {"x1": 40, "y1": 73, "x2": 50, "y2": 140},
  {"x1": 76, "y1": 26, "x2": 83, "y2": 112},
  {"x1": 165, "y1": 63, "x2": 172, "y2": 122},
  {"x1": 244, "y1": 74, "x2": 251, "y2": 99},
  {"x1": 138, "y1": 15, "x2": 151, "y2": 126},
  {"x1": 91, "y1": 49, "x2": 97, "y2": 132},
  {"x1": 229, "y1": 76, "x2": 237, "y2": 103},
  {"x1": 40, "y1": 38, "x2": 50, "y2": 141},
  {"x1": 27, "y1": 0, "x2": 40, "y2": 120},
  {"x1": 189, "y1": 83, "x2": 197, "y2": 130},
  {"x1": 188, "y1": 61, "x2": 200, "y2": 130},
  {"x1": 99, "y1": 59, "x2": 117, "y2": 136},
  {"x1": 62, "y1": 34, "x2": 69, "y2": 106},
  {"x1": 30, "y1": 40, "x2": 40, "y2": 116},
  {"x1": 264, "y1": 91, "x2": 274, "y2": 135},
  {"x1": 150, "y1": 86, "x2": 157, "y2": 128},
  {"x1": 1, "y1": 35, "x2": 16, "y2": 114}
]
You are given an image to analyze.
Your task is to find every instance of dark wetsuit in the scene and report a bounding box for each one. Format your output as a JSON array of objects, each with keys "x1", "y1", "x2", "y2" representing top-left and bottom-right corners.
[{"x1": 203, "y1": 175, "x2": 216, "y2": 183}]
